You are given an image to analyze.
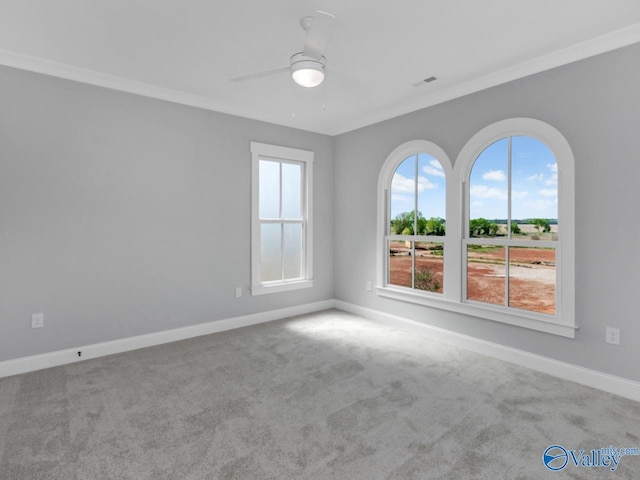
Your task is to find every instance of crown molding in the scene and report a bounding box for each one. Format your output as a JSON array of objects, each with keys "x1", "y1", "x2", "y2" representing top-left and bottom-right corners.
[
  {"x1": 1, "y1": 21, "x2": 640, "y2": 136},
  {"x1": 330, "y1": 22, "x2": 640, "y2": 135},
  {"x1": 0, "y1": 48, "x2": 277, "y2": 126}
]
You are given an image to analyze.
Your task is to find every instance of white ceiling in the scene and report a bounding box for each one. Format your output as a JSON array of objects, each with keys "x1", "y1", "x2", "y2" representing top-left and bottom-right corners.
[{"x1": 1, "y1": 1, "x2": 640, "y2": 135}]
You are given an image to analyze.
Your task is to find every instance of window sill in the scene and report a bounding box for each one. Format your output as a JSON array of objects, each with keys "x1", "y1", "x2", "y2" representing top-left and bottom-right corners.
[
  {"x1": 376, "y1": 286, "x2": 576, "y2": 338},
  {"x1": 251, "y1": 280, "x2": 313, "y2": 296}
]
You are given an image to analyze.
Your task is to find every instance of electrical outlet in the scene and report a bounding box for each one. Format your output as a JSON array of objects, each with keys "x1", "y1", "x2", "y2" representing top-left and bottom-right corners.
[
  {"x1": 606, "y1": 327, "x2": 620, "y2": 345},
  {"x1": 366, "y1": 281, "x2": 372, "y2": 291},
  {"x1": 31, "y1": 313, "x2": 44, "y2": 328},
  {"x1": 235, "y1": 287, "x2": 242, "y2": 298}
]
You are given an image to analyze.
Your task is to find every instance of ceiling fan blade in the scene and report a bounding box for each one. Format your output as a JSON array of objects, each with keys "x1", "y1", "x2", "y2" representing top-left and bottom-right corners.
[
  {"x1": 229, "y1": 65, "x2": 289, "y2": 82},
  {"x1": 302, "y1": 10, "x2": 335, "y2": 60}
]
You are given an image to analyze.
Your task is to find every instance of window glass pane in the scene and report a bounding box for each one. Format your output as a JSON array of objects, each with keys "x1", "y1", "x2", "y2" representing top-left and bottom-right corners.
[
  {"x1": 260, "y1": 223, "x2": 281, "y2": 282},
  {"x1": 415, "y1": 241, "x2": 443, "y2": 293},
  {"x1": 511, "y1": 136, "x2": 558, "y2": 241},
  {"x1": 389, "y1": 239, "x2": 413, "y2": 288},
  {"x1": 417, "y1": 154, "x2": 446, "y2": 235},
  {"x1": 283, "y1": 223, "x2": 303, "y2": 279},
  {"x1": 467, "y1": 245, "x2": 505, "y2": 305},
  {"x1": 259, "y1": 160, "x2": 280, "y2": 219},
  {"x1": 515, "y1": 221, "x2": 557, "y2": 240},
  {"x1": 508, "y1": 247, "x2": 556, "y2": 314},
  {"x1": 281, "y1": 162, "x2": 302, "y2": 219},
  {"x1": 469, "y1": 139, "x2": 508, "y2": 237},
  {"x1": 390, "y1": 155, "x2": 417, "y2": 235}
]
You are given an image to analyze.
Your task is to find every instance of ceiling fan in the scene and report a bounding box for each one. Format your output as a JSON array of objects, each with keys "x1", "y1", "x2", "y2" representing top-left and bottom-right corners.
[{"x1": 230, "y1": 10, "x2": 335, "y2": 88}]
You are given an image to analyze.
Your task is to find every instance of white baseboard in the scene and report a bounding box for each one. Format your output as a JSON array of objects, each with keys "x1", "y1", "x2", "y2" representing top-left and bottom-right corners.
[
  {"x1": 0, "y1": 300, "x2": 334, "y2": 379},
  {"x1": 334, "y1": 300, "x2": 640, "y2": 403},
  {"x1": 3, "y1": 298, "x2": 640, "y2": 403}
]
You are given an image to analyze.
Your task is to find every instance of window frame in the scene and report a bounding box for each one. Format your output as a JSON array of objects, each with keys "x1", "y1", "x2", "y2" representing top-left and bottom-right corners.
[
  {"x1": 463, "y1": 135, "x2": 558, "y2": 316},
  {"x1": 377, "y1": 140, "x2": 453, "y2": 299},
  {"x1": 376, "y1": 120, "x2": 576, "y2": 338},
  {"x1": 384, "y1": 148, "x2": 449, "y2": 294},
  {"x1": 250, "y1": 141, "x2": 313, "y2": 296}
]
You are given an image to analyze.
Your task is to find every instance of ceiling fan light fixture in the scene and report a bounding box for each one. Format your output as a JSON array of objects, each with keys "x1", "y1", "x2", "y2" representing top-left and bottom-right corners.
[{"x1": 290, "y1": 53, "x2": 326, "y2": 87}]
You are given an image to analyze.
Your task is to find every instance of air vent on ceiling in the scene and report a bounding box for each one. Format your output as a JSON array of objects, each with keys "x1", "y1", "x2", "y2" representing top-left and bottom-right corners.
[{"x1": 412, "y1": 76, "x2": 438, "y2": 87}]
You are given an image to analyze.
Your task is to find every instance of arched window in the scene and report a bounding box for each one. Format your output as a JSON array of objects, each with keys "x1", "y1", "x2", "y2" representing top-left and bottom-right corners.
[
  {"x1": 456, "y1": 118, "x2": 575, "y2": 334},
  {"x1": 377, "y1": 141, "x2": 451, "y2": 296},
  {"x1": 466, "y1": 135, "x2": 557, "y2": 313},
  {"x1": 377, "y1": 120, "x2": 575, "y2": 338}
]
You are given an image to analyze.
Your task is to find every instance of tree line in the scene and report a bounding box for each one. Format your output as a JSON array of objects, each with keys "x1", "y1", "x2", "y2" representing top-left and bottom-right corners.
[
  {"x1": 391, "y1": 211, "x2": 445, "y2": 235},
  {"x1": 391, "y1": 211, "x2": 554, "y2": 236}
]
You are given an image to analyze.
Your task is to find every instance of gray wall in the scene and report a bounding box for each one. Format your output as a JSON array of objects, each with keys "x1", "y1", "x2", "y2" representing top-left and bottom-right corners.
[
  {"x1": 334, "y1": 42, "x2": 640, "y2": 382},
  {"x1": 2, "y1": 42, "x2": 639, "y2": 384},
  {"x1": 0, "y1": 66, "x2": 334, "y2": 361}
]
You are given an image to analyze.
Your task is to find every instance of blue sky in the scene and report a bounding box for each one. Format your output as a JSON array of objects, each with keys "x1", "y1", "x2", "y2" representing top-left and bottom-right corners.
[
  {"x1": 390, "y1": 153, "x2": 446, "y2": 220},
  {"x1": 390, "y1": 136, "x2": 558, "y2": 223},
  {"x1": 470, "y1": 136, "x2": 558, "y2": 220}
]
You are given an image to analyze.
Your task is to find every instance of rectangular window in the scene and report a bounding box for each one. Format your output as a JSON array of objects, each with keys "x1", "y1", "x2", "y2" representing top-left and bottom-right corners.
[{"x1": 251, "y1": 142, "x2": 313, "y2": 295}]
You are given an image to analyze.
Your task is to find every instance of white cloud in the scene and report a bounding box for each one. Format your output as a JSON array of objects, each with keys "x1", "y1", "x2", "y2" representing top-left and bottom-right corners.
[
  {"x1": 545, "y1": 163, "x2": 558, "y2": 186},
  {"x1": 391, "y1": 174, "x2": 416, "y2": 194},
  {"x1": 418, "y1": 175, "x2": 437, "y2": 190},
  {"x1": 545, "y1": 175, "x2": 558, "y2": 186},
  {"x1": 524, "y1": 199, "x2": 555, "y2": 211},
  {"x1": 390, "y1": 193, "x2": 418, "y2": 217},
  {"x1": 391, "y1": 193, "x2": 412, "y2": 206},
  {"x1": 392, "y1": 173, "x2": 436, "y2": 194},
  {"x1": 539, "y1": 188, "x2": 557, "y2": 197},
  {"x1": 528, "y1": 173, "x2": 544, "y2": 181},
  {"x1": 512, "y1": 190, "x2": 529, "y2": 200},
  {"x1": 482, "y1": 169, "x2": 506, "y2": 181},
  {"x1": 470, "y1": 184, "x2": 507, "y2": 200},
  {"x1": 422, "y1": 159, "x2": 445, "y2": 178}
]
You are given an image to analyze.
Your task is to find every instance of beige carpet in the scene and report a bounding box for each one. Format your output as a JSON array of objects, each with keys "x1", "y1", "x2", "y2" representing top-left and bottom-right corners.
[{"x1": 1, "y1": 309, "x2": 639, "y2": 479}]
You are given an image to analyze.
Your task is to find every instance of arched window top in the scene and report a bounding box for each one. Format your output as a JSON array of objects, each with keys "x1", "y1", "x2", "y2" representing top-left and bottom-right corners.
[
  {"x1": 378, "y1": 140, "x2": 453, "y2": 192},
  {"x1": 455, "y1": 118, "x2": 574, "y2": 181}
]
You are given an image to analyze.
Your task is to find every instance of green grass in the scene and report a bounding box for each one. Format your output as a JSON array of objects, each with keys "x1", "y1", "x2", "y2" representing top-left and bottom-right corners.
[{"x1": 467, "y1": 245, "x2": 502, "y2": 253}]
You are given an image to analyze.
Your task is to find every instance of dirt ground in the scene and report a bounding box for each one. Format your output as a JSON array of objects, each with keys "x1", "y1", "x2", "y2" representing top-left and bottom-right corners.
[
  {"x1": 389, "y1": 243, "x2": 556, "y2": 315},
  {"x1": 389, "y1": 255, "x2": 444, "y2": 292}
]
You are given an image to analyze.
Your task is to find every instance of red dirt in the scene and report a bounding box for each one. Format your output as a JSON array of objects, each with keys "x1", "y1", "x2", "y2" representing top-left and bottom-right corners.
[
  {"x1": 389, "y1": 256, "x2": 444, "y2": 292},
  {"x1": 389, "y1": 243, "x2": 556, "y2": 315}
]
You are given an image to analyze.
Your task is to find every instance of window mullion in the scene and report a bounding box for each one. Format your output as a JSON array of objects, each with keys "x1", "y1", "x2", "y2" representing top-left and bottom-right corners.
[
  {"x1": 300, "y1": 164, "x2": 305, "y2": 275},
  {"x1": 279, "y1": 163, "x2": 284, "y2": 281},
  {"x1": 261, "y1": 219, "x2": 303, "y2": 224},
  {"x1": 280, "y1": 222, "x2": 285, "y2": 281},
  {"x1": 385, "y1": 189, "x2": 389, "y2": 286},
  {"x1": 507, "y1": 136, "x2": 512, "y2": 241},
  {"x1": 414, "y1": 154, "x2": 419, "y2": 235},
  {"x1": 411, "y1": 236, "x2": 416, "y2": 289},
  {"x1": 506, "y1": 136, "x2": 512, "y2": 307},
  {"x1": 412, "y1": 154, "x2": 418, "y2": 288}
]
